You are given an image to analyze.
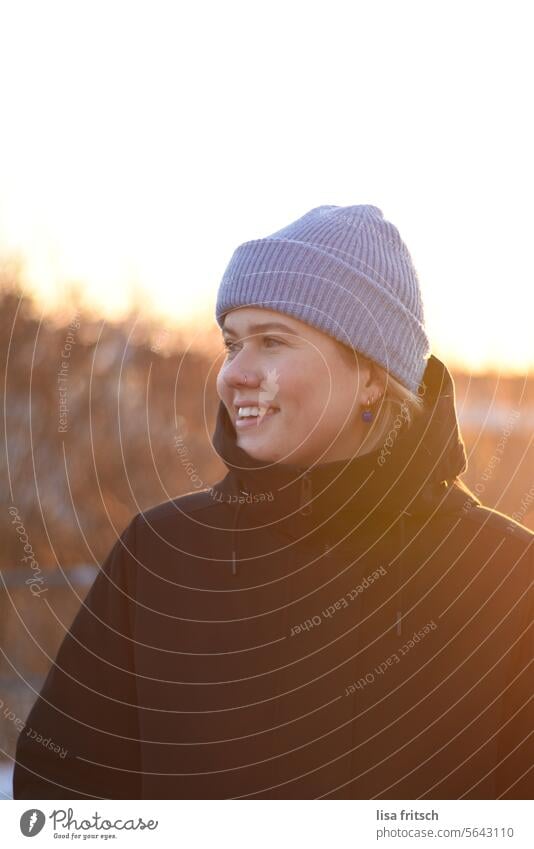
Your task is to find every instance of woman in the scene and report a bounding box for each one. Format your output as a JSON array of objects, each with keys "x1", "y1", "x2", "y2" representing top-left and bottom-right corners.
[{"x1": 14, "y1": 205, "x2": 533, "y2": 800}]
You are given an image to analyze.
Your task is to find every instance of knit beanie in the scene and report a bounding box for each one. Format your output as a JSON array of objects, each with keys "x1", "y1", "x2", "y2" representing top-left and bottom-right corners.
[{"x1": 215, "y1": 205, "x2": 430, "y2": 395}]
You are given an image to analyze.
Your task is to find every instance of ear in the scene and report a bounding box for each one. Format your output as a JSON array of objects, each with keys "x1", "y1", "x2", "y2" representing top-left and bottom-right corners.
[{"x1": 366, "y1": 359, "x2": 387, "y2": 396}]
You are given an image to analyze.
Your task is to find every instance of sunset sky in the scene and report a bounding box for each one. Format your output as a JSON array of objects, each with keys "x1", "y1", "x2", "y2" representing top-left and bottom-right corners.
[{"x1": 1, "y1": 1, "x2": 532, "y2": 373}]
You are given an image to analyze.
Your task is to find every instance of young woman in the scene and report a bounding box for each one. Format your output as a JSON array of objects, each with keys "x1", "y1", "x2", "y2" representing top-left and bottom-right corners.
[{"x1": 14, "y1": 205, "x2": 533, "y2": 800}]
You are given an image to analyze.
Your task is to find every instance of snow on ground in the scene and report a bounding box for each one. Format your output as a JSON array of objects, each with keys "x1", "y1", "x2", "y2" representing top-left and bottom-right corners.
[{"x1": 0, "y1": 761, "x2": 13, "y2": 799}]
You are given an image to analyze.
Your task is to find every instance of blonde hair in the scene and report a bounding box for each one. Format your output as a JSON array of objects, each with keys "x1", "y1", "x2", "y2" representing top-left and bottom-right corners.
[
  {"x1": 361, "y1": 366, "x2": 425, "y2": 455},
  {"x1": 339, "y1": 344, "x2": 426, "y2": 457},
  {"x1": 338, "y1": 344, "x2": 478, "y2": 500}
]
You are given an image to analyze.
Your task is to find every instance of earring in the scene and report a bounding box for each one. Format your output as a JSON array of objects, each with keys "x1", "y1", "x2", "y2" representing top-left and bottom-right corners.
[{"x1": 361, "y1": 395, "x2": 379, "y2": 423}]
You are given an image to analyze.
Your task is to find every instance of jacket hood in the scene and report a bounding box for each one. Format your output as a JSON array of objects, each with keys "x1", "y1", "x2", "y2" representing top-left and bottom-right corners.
[{"x1": 211, "y1": 353, "x2": 473, "y2": 546}]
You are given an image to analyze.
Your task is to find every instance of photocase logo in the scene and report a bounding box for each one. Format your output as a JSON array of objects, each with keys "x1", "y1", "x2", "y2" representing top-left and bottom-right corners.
[
  {"x1": 20, "y1": 809, "x2": 45, "y2": 837},
  {"x1": 256, "y1": 368, "x2": 280, "y2": 425}
]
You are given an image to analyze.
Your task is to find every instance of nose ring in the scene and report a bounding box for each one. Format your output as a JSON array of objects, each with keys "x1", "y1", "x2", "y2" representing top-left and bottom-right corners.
[{"x1": 244, "y1": 375, "x2": 247, "y2": 384}]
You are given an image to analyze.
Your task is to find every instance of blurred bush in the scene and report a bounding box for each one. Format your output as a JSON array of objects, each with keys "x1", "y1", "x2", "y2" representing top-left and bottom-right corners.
[{"x1": 1, "y1": 274, "x2": 532, "y2": 765}]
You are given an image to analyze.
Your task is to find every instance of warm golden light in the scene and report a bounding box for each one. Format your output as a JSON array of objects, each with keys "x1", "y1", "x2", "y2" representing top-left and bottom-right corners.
[{"x1": 0, "y1": 2, "x2": 532, "y2": 374}]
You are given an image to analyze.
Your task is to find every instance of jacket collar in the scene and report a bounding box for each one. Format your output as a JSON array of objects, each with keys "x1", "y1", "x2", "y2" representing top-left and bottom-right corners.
[{"x1": 210, "y1": 354, "x2": 470, "y2": 540}]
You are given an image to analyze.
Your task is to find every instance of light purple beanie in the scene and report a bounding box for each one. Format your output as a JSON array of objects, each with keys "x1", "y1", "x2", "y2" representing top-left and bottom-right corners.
[{"x1": 215, "y1": 205, "x2": 431, "y2": 394}]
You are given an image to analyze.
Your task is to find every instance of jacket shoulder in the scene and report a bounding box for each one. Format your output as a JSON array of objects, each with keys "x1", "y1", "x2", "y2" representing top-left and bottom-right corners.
[{"x1": 459, "y1": 502, "x2": 534, "y2": 546}]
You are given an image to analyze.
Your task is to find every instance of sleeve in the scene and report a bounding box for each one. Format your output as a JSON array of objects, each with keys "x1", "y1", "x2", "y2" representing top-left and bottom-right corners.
[
  {"x1": 13, "y1": 514, "x2": 143, "y2": 799},
  {"x1": 494, "y1": 537, "x2": 534, "y2": 799}
]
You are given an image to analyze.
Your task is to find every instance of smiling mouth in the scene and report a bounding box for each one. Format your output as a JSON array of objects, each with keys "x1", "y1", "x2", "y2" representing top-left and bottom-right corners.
[{"x1": 234, "y1": 406, "x2": 279, "y2": 428}]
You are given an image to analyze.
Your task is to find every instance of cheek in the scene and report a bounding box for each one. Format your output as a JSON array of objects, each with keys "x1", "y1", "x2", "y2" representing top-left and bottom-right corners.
[
  {"x1": 315, "y1": 372, "x2": 359, "y2": 426},
  {"x1": 215, "y1": 370, "x2": 228, "y2": 401},
  {"x1": 288, "y1": 350, "x2": 332, "y2": 392},
  {"x1": 287, "y1": 383, "x2": 329, "y2": 425},
  {"x1": 279, "y1": 362, "x2": 330, "y2": 417}
]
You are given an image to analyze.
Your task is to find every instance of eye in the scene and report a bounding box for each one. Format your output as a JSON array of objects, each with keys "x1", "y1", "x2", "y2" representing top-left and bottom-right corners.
[
  {"x1": 223, "y1": 339, "x2": 237, "y2": 352},
  {"x1": 222, "y1": 335, "x2": 284, "y2": 357},
  {"x1": 263, "y1": 336, "x2": 283, "y2": 347}
]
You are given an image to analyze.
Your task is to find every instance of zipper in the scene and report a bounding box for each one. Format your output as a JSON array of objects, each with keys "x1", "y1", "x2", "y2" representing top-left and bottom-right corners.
[{"x1": 299, "y1": 471, "x2": 313, "y2": 516}]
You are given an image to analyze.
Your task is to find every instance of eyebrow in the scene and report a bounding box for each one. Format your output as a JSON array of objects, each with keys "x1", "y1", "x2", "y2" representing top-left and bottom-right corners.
[{"x1": 222, "y1": 321, "x2": 299, "y2": 338}]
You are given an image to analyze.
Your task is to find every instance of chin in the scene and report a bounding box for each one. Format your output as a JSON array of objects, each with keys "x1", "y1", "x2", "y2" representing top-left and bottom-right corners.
[{"x1": 237, "y1": 438, "x2": 279, "y2": 462}]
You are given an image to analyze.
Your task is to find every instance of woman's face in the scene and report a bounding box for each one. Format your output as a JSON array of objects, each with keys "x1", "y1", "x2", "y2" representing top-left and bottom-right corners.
[{"x1": 216, "y1": 306, "x2": 384, "y2": 466}]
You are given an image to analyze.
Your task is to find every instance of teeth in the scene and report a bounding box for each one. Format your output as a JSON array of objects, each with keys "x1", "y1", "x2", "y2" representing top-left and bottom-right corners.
[
  {"x1": 237, "y1": 406, "x2": 275, "y2": 417},
  {"x1": 238, "y1": 406, "x2": 262, "y2": 417}
]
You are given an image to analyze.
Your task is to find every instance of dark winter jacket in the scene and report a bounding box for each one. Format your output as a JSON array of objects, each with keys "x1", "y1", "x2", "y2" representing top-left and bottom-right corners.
[{"x1": 14, "y1": 354, "x2": 533, "y2": 799}]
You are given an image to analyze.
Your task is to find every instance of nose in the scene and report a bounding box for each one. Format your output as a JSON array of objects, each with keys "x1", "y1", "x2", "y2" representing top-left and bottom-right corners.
[{"x1": 221, "y1": 346, "x2": 263, "y2": 391}]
